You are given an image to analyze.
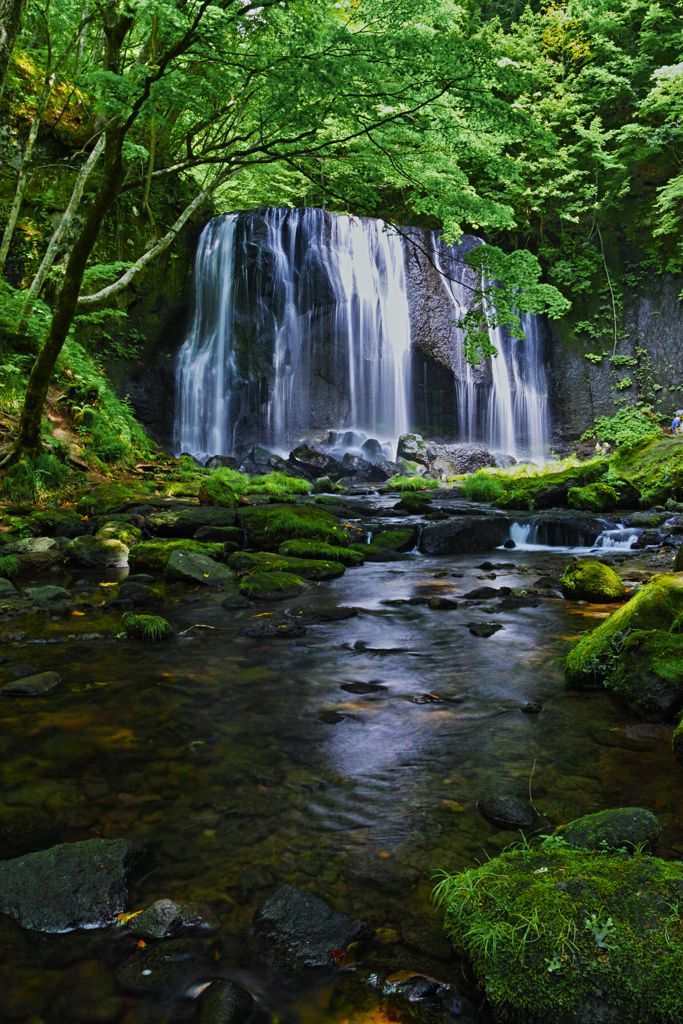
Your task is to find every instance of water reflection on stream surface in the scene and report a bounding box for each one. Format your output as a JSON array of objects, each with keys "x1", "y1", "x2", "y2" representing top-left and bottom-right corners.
[{"x1": 1, "y1": 545, "x2": 683, "y2": 1022}]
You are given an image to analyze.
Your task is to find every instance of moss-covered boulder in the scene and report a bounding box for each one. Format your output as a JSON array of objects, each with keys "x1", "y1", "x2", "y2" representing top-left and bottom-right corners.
[
  {"x1": 348, "y1": 543, "x2": 407, "y2": 562},
  {"x1": 605, "y1": 629, "x2": 683, "y2": 721},
  {"x1": 96, "y1": 521, "x2": 143, "y2": 548},
  {"x1": 146, "y1": 507, "x2": 238, "y2": 537},
  {"x1": 565, "y1": 573, "x2": 683, "y2": 688},
  {"x1": 611, "y1": 437, "x2": 683, "y2": 507},
  {"x1": 165, "y1": 550, "x2": 236, "y2": 586},
  {"x1": 228, "y1": 551, "x2": 344, "y2": 581},
  {"x1": 76, "y1": 483, "x2": 137, "y2": 516},
  {"x1": 124, "y1": 614, "x2": 174, "y2": 641},
  {"x1": 238, "y1": 505, "x2": 358, "y2": 548},
  {"x1": 66, "y1": 534, "x2": 129, "y2": 568},
  {"x1": 436, "y1": 840, "x2": 683, "y2": 1024},
  {"x1": 2, "y1": 536, "x2": 63, "y2": 571},
  {"x1": 394, "y1": 493, "x2": 432, "y2": 513},
  {"x1": 128, "y1": 540, "x2": 223, "y2": 572},
  {"x1": 29, "y1": 508, "x2": 85, "y2": 539},
  {"x1": 372, "y1": 528, "x2": 418, "y2": 552},
  {"x1": 554, "y1": 807, "x2": 661, "y2": 853},
  {"x1": 567, "y1": 482, "x2": 618, "y2": 512},
  {"x1": 560, "y1": 559, "x2": 625, "y2": 602},
  {"x1": 238, "y1": 571, "x2": 308, "y2": 600},
  {"x1": 198, "y1": 476, "x2": 238, "y2": 507},
  {"x1": 278, "y1": 539, "x2": 364, "y2": 566}
]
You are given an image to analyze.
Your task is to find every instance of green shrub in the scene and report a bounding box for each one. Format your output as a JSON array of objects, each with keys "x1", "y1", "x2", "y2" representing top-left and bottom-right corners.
[
  {"x1": 582, "y1": 406, "x2": 661, "y2": 450},
  {"x1": 90, "y1": 425, "x2": 128, "y2": 463},
  {"x1": 123, "y1": 613, "x2": 174, "y2": 641},
  {"x1": 388, "y1": 475, "x2": 440, "y2": 491},
  {"x1": 2, "y1": 461, "x2": 37, "y2": 503},
  {"x1": 460, "y1": 472, "x2": 505, "y2": 502},
  {"x1": 0, "y1": 555, "x2": 20, "y2": 577}
]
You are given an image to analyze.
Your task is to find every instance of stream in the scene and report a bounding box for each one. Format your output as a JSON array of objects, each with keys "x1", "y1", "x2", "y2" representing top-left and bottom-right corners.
[{"x1": 1, "y1": 500, "x2": 682, "y2": 1023}]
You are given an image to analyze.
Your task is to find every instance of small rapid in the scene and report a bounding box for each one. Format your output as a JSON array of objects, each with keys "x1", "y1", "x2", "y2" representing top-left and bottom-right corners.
[{"x1": 505, "y1": 520, "x2": 641, "y2": 554}]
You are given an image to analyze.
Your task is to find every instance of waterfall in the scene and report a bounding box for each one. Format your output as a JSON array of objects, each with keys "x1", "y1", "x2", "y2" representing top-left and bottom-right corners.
[
  {"x1": 429, "y1": 234, "x2": 549, "y2": 463},
  {"x1": 175, "y1": 208, "x2": 411, "y2": 460}
]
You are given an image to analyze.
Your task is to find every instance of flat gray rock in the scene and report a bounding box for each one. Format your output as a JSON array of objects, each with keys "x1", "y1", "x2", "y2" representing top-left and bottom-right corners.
[
  {"x1": 24, "y1": 586, "x2": 70, "y2": 601},
  {"x1": 1, "y1": 671, "x2": 61, "y2": 696},
  {"x1": 251, "y1": 883, "x2": 370, "y2": 971},
  {"x1": 165, "y1": 550, "x2": 236, "y2": 585},
  {"x1": 0, "y1": 837, "x2": 143, "y2": 931}
]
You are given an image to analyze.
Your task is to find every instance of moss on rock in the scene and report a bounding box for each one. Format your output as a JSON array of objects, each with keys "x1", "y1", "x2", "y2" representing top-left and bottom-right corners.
[
  {"x1": 567, "y1": 482, "x2": 618, "y2": 512},
  {"x1": 606, "y1": 629, "x2": 683, "y2": 721},
  {"x1": 128, "y1": 539, "x2": 223, "y2": 572},
  {"x1": 278, "y1": 539, "x2": 364, "y2": 566},
  {"x1": 554, "y1": 807, "x2": 661, "y2": 853},
  {"x1": 560, "y1": 559, "x2": 626, "y2": 602},
  {"x1": 611, "y1": 437, "x2": 683, "y2": 507},
  {"x1": 238, "y1": 571, "x2": 308, "y2": 600},
  {"x1": 65, "y1": 534, "x2": 128, "y2": 569},
  {"x1": 238, "y1": 505, "x2": 358, "y2": 548},
  {"x1": 371, "y1": 528, "x2": 418, "y2": 552},
  {"x1": 435, "y1": 840, "x2": 683, "y2": 1024},
  {"x1": 565, "y1": 573, "x2": 683, "y2": 688},
  {"x1": 228, "y1": 550, "x2": 344, "y2": 581},
  {"x1": 96, "y1": 521, "x2": 143, "y2": 548},
  {"x1": 124, "y1": 614, "x2": 174, "y2": 641},
  {"x1": 76, "y1": 482, "x2": 138, "y2": 516},
  {"x1": 198, "y1": 476, "x2": 238, "y2": 507}
]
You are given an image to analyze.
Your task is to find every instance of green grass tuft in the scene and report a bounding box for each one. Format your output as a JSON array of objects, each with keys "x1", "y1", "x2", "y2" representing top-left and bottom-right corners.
[
  {"x1": 0, "y1": 555, "x2": 20, "y2": 578},
  {"x1": 246, "y1": 472, "x2": 311, "y2": 495},
  {"x1": 123, "y1": 613, "x2": 174, "y2": 641},
  {"x1": 460, "y1": 472, "x2": 506, "y2": 502},
  {"x1": 388, "y1": 475, "x2": 440, "y2": 491}
]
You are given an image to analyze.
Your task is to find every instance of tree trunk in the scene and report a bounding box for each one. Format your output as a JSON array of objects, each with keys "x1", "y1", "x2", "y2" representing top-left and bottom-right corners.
[{"x1": 0, "y1": 0, "x2": 22, "y2": 106}]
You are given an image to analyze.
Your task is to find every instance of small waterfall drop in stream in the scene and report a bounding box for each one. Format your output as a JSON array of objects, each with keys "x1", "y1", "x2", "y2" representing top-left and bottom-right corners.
[{"x1": 175, "y1": 208, "x2": 412, "y2": 459}]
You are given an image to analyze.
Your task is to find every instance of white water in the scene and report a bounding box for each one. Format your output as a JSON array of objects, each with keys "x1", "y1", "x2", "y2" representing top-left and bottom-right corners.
[
  {"x1": 175, "y1": 209, "x2": 411, "y2": 460},
  {"x1": 430, "y1": 236, "x2": 549, "y2": 463},
  {"x1": 506, "y1": 522, "x2": 640, "y2": 554}
]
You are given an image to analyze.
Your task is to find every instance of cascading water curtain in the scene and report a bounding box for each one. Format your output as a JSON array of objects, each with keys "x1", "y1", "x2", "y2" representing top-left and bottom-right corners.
[
  {"x1": 175, "y1": 208, "x2": 412, "y2": 459},
  {"x1": 431, "y1": 234, "x2": 549, "y2": 462}
]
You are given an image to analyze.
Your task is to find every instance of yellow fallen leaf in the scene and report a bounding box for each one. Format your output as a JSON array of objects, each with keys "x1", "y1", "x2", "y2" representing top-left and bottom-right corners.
[{"x1": 72, "y1": 610, "x2": 85, "y2": 616}]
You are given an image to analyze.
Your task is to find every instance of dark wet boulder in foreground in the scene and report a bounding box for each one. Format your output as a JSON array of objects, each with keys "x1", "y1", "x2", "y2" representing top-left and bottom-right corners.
[
  {"x1": 477, "y1": 794, "x2": 537, "y2": 830},
  {"x1": 129, "y1": 898, "x2": 219, "y2": 939},
  {"x1": 199, "y1": 980, "x2": 254, "y2": 1024},
  {"x1": 560, "y1": 559, "x2": 625, "y2": 602},
  {"x1": 1, "y1": 671, "x2": 61, "y2": 696},
  {"x1": 436, "y1": 836, "x2": 683, "y2": 1024},
  {"x1": 554, "y1": 807, "x2": 661, "y2": 853},
  {"x1": 250, "y1": 883, "x2": 370, "y2": 972},
  {"x1": 0, "y1": 838, "x2": 143, "y2": 932},
  {"x1": 239, "y1": 615, "x2": 307, "y2": 637},
  {"x1": 420, "y1": 516, "x2": 510, "y2": 555},
  {"x1": 165, "y1": 550, "x2": 236, "y2": 585}
]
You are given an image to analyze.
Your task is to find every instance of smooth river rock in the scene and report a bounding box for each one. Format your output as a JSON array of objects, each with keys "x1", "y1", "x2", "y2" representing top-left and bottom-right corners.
[
  {"x1": 478, "y1": 794, "x2": 537, "y2": 829},
  {"x1": 0, "y1": 838, "x2": 143, "y2": 932},
  {"x1": 420, "y1": 516, "x2": 510, "y2": 555},
  {"x1": 165, "y1": 550, "x2": 236, "y2": 585},
  {"x1": 250, "y1": 883, "x2": 371, "y2": 972},
  {"x1": 1, "y1": 671, "x2": 61, "y2": 696}
]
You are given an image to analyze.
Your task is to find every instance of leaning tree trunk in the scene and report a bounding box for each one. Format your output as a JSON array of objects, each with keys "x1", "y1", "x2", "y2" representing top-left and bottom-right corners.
[
  {"x1": 0, "y1": 0, "x2": 22, "y2": 106},
  {"x1": 8, "y1": 127, "x2": 126, "y2": 459}
]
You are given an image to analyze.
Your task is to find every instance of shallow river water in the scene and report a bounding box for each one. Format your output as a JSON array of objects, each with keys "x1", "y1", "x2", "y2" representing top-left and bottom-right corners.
[{"x1": 1, "y1": 524, "x2": 682, "y2": 1023}]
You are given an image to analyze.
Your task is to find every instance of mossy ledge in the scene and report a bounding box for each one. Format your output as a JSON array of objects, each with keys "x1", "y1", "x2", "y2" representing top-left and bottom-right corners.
[{"x1": 435, "y1": 840, "x2": 683, "y2": 1024}]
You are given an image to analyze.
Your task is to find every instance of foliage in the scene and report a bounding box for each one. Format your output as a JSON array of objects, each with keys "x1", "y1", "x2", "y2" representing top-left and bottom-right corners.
[
  {"x1": 433, "y1": 842, "x2": 683, "y2": 1023},
  {"x1": 388, "y1": 476, "x2": 441, "y2": 491},
  {"x1": 460, "y1": 472, "x2": 506, "y2": 502},
  {"x1": 246, "y1": 472, "x2": 311, "y2": 496},
  {"x1": 1, "y1": 452, "x2": 70, "y2": 502},
  {"x1": 582, "y1": 407, "x2": 662, "y2": 450},
  {"x1": 0, "y1": 555, "x2": 20, "y2": 578},
  {"x1": 123, "y1": 613, "x2": 174, "y2": 641}
]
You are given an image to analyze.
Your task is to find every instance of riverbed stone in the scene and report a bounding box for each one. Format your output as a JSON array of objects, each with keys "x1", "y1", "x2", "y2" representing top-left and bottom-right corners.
[
  {"x1": 464, "y1": 585, "x2": 512, "y2": 599},
  {"x1": 477, "y1": 794, "x2": 537, "y2": 829},
  {"x1": 0, "y1": 837, "x2": 143, "y2": 932},
  {"x1": 24, "y1": 585, "x2": 69, "y2": 602},
  {"x1": 239, "y1": 504, "x2": 355, "y2": 548},
  {"x1": 66, "y1": 534, "x2": 128, "y2": 569},
  {"x1": 76, "y1": 482, "x2": 137, "y2": 516},
  {"x1": 228, "y1": 550, "x2": 345, "y2": 581},
  {"x1": 1, "y1": 672, "x2": 61, "y2": 696},
  {"x1": 199, "y1": 980, "x2": 254, "y2": 1024},
  {"x1": 0, "y1": 577, "x2": 17, "y2": 595},
  {"x1": 114, "y1": 937, "x2": 213, "y2": 996},
  {"x1": 397, "y1": 433, "x2": 432, "y2": 466},
  {"x1": 238, "y1": 571, "x2": 308, "y2": 600},
  {"x1": 565, "y1": 573, "x2": 683, "y2": 688},
  {"x1": 129, "y1": 898, "x2": 218, "y2": 939},
  {"x1": 129, "y1": 539, "x2": 223, "y2": 571},
  {"x1": 147, "y1": 507, "x2": 238, "y2": 537},
  {"x1": 605, "y1": 629, "x2": 683, "y2": 721},
  {"x1": 166, "y1": 550, "x2": 236, "y2": 585},
  {"x1": 440, "y1": 840, "x2": 683, "y2": 1024},
  {"x1": 468, "y1": 621, "x2": 504, "y2": 637},
  {"x1": 239, "y1": 615, "x2": 308, "y2": 638},
  {"x1": 372, "y1": 527, "x2": 418, "y2": 551},
  {"x1": 561, "y1": 559, "x2": 626, "y2": 602},
  {"x1": 2, "y1": 536, "x2": 62, "y2": 570},
  {"x1": 341, "y1": 453, "x2": 390, "y2": 482},
  {"x1": 279, "y1": 539, "x2": 364, "y2": 565},
  {"x1": 289, "y1": 445, "x2": 343, "y2": 479},
  {"x1": 394, "y1": 493, "x2": 433, "y2": 513},
  {"x1": 250, "y1": 883, "x2": 370, "y2": 972},
  {"x1": 554, "y1": 807, "x2": 661, "y2": 853},
  {"x1": 96, "y1": 520, "x2": 143, "y2": 548},
  {"x1": 420, "y1": 516, "x2": 510, "y2": 555},
  {"x1": 293, "y1": 605, "x2": 358, "y2": 624}
]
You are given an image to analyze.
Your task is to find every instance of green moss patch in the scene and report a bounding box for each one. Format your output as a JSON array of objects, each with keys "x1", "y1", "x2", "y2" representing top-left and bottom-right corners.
[
  {"x1": 372, "y1": 528, "x2": 418, "y2": 552},
  {"x1": 96, "y1": 520, "x2": 143, "y2": 548},
  {"x1": 387, "y1": 475, "x2": 440, "y2": 491},
  {"x1": 76, "y1": 482, "x2": 139, "y2": 516},
  {"x1": 565, "y1": 573, "x2": 683, "y2": 688},
  {"x1": 198, "y1": 476, "x2": 239, "y2": 507},
  {"x1": 607, "y1": 629, "x2": 683, "y2": 721},
  {"x1": 567, "y1": 482, "x2": 618, "y2": 512},
  {"x1": 238, "y1": 571, "x2": 308, "y2": 600},
  {"x1": 278, "y1": 539, "x2": 364, "y2": 566},
  {"x1": 123, "y1": 614, "x2": 174, "y2": 641},
  {"x1": 128, "y1": 539, "x2": 223, "y2": 572},
  {"x1": 560, "y1": 559, "x2": 625, "y2": 602},
  {"x1": 555, "y1": 807, "x2": 661, "y2": 853},
  {"x1": 228, "y1": 550, "x2": 344, "y2": 581},
  {"x1": 238, "y1": 505, "x2": 359, "y2": 548},
  {"x1": 435, "y1": 841, "x2": 683, "y2": 1024},
  {"x1": 246, "y1": 472, "x2": 311, "y2": 496},
  {"x1": 612, "y1": 437, "x2": 683, "y2": 507}
]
